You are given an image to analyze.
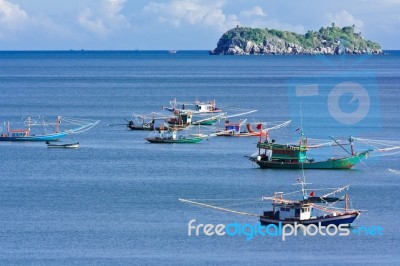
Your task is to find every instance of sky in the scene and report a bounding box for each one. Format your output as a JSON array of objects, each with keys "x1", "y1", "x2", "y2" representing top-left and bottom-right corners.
[{"x1": 0, "y1": 0, "x2": 399, "y2": 50}]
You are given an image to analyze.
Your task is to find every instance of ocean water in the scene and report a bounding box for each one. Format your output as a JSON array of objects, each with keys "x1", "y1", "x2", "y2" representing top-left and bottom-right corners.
[{"x1": 0, "y1": 50, "x2": 399, "y2": 265}]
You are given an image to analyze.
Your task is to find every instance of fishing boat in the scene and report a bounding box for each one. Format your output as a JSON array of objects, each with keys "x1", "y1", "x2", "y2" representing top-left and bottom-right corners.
[
  {"x1": 164, "y1": 100, "x2": 259, "y2": 129},
  {"x1": 216, "y1": 119, "x2": 249, "y2": 136},
  {"x1": 109, "y1": 113, "x2": 169, "y2": 131},
  {"x1": 180, "y1": 179, "x2": 361, "y2": 227},
  {"x1": 217, "y1": 120, "x2": 291, "y2": 137},
  {"x1": 168, "y1": 50, "x2": 177, "y2": 54},
  {"x1": 127, "y1": 119, "x2": 155, "y2": 131},
  {"x1": 0, "y1": 116, "x2": 99, "y2": 141},
  {"x1": 260, "y1": 182, "x2": 359, "y2": 226},
  {"x1": 46, "y1": 141, "x2": 79, "y2": 149},
  {"x1": 145, "y1": 129, "x2": 206, "y2": 144},
  {"x1": 194, "y1": 100, "x2": 223, "y2": 114},
  {"x1": 165, "y1": 99, "x2": 223, "y2": 114},
  {"x1": 249, "y1": 131, "x2": 371, "y2": 169},
  {"x1": 164, "y1": 110, "x2": 194, "y2": 130},
  {"x1": 145, "y1": 125, "x2": 232, "y2": 144}
]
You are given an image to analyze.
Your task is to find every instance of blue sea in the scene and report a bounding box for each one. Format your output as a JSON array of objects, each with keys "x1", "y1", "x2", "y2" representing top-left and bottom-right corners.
[{"x1": 0, "y1": 50, "x2": 399, "y2": 265}]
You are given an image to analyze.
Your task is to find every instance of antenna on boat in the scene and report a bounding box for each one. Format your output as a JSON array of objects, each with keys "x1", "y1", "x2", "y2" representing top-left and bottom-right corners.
[
  {"x1": 294, "y1": 175, "x2": 310, "y2": 200},
  {"x1": 27, "y1": 116, "x2": 31, "y2": 133},
  {"x1": 299, "y1": 100, "x2": 303, "y2": 132}
]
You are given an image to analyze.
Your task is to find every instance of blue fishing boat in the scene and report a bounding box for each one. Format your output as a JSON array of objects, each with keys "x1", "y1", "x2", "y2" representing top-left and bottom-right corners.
[{"x1": 0, "y1": 116, "x2": 99, "y2": 141}]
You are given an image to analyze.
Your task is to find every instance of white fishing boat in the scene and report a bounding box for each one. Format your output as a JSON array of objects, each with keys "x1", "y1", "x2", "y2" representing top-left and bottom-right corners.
[
  {"x1": 180, "y1": 178, "x2": 363, "y2": 227},
  {"x1": 46, "y1": 141, "x2": 79, "y2": 149}
]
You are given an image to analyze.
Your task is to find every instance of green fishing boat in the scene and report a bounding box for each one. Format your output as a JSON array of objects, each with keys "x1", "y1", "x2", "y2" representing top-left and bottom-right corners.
[
  {"x1": 249, "y1": 133, "x2": 371, "y2": 169},
  {"x1": 191, "y1": 118, "x2": 218, "y2": 126},
  {"x1": 145, "y1": 130, "x2": 206, "y2": 144}
]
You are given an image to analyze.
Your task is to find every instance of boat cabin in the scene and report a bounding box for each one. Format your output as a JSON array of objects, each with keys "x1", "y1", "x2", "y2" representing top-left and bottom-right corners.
[
  {"x1": 224, "y1": 122, "x2": 240, "y2": 134},
  {"x1": 257, "y1": 142, "x2": 308, "y2": 163},
  {"x1": 195, "y1": 101, "x2": 220, "y2": 113},
  {"x1": 276, "y1": 203, "x2": 312, "y2": 220},
  {"x1": 8, "y1": 129, "x2": 30, "y2": 138},
  {"x1": 168, "y1": 112, "x2": 192, "y2": 125},
  {"x1": 266, "y1": 202, "x2": 312, "y2": 221}
]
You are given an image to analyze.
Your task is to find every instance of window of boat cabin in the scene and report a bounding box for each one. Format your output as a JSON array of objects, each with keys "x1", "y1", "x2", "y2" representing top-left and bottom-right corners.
[{"x1": 12, "y1": 132, "x2": 25, "y2": 137}]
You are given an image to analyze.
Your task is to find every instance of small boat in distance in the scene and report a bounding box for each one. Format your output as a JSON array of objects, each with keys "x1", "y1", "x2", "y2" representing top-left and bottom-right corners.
[
  {"x1": 127, "y1": 120, "x2": 155, "y2": 131},
  {"x1": 168, "y1": 50, "x2": 177, "y2": 54},
  {"x1": 0, "y1": 116, "x2": 99, "y2": 141},
  {"x1": 108, "y1": 113, "x2": 169, "y2": 131},
  {"x1": 217, "y1": 120, "x2": 291, "y2": 137},
  {"x1": 166, "y1": 111, "x2": 193, "y2": 130},
  {"x1": 165, "y1": 99, "x2": 223, "y2": 114},
  {"x1": 46, "y1": 141, "x2": 79, "y2": 149},
  {"x1": 145, "y1": 129, "x2": 205, "y2": 143},
  {"x1": 145, "y1": 126, "x2": 232, "y2": 144}
]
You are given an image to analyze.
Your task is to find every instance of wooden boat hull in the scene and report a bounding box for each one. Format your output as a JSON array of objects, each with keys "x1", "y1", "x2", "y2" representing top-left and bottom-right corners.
[
  {"x1": 260, "y1": 212, "x2": 360, "y2": 226},
  {"x1": 217, "y1": 124, "x2": 266, "y2": 137},
  {"x1": 47, "y1": 142, "x2": 79, "y2": 149},
  {"x1": 0, "y1": 132, "x2": 67, "y2": 141},
  {"x1": 127, "y1": 125, "x2": 154, "y2": 131},
  {"x1": 192, "y1": 119, "x2": 218, "y2": 126},
  {"x1": 217, "y1": 132, "x2": 260, "y2": 137},
  {"x1": 145, "y1": 137, "x2": 204, "y2": 143},
  {"x1": 252, "y1": 151, "x2": 369, "y2": 169}
]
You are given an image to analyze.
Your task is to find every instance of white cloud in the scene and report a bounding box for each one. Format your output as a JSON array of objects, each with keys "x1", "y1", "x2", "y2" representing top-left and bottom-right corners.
[
  {"x1": 0, "y1": 0, "x2": 28, "y2": 32},
  {"x1": 143, "y1": 0, "x2": 239, "y2": 31},
  {"x1": 0, "y1": 0, "x2": 78, "y2": 44},
  {"x1": 239, "y1": 6, "x2": 267, "y2": 18},
  {"x1": 79, "y1": 8, "x2": 108, "y2": 37},
  {"x1": 79, "y1": 0, "x2": 130, "y2": 37},
  {"x1": 326, "y1": 10, "x2": 364, "y2": 31}
]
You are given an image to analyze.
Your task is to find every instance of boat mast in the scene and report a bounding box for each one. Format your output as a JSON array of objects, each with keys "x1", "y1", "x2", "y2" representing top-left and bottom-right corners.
[
  {"x1": 27, "y1": 116, "x2": 31, "y2": 133},
  {"x1": 258, "y1": 124, "x2": 262, "y2": 155},
  {"x1": 301, "y1": 179, "x2": 307, "y2": 199},
  {"x1": 349, "y1": 136, "x2": 355, "y2": 155},
  {"x1": 56, "y1": 116, "x2": 61, "y2": 133},
  {"x1": 345, "y1": 193, "x2": 348, "y2": 212}
]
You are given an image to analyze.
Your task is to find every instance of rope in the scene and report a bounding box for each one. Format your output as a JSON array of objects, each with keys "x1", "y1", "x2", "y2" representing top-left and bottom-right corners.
[{"x1": 179, "y1": 198, "x2": 259, "y2": 217}]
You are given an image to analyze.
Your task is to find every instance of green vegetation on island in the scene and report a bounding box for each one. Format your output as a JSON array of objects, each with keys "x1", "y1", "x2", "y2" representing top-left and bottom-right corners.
[{"x1": 210, "y1": 24, "x2": 382, "y2": 55}]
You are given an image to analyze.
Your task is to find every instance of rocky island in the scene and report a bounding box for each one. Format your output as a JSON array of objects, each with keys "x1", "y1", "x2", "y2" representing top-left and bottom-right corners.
[{"x1": 210, "y1": 24, "x2": 382, "y2": 55}]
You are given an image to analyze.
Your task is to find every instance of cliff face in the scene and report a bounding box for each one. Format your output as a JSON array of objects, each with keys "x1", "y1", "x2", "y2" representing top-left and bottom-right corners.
[{"x1": 210, "y1": 26, "x2": 382, "y2": 55}]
